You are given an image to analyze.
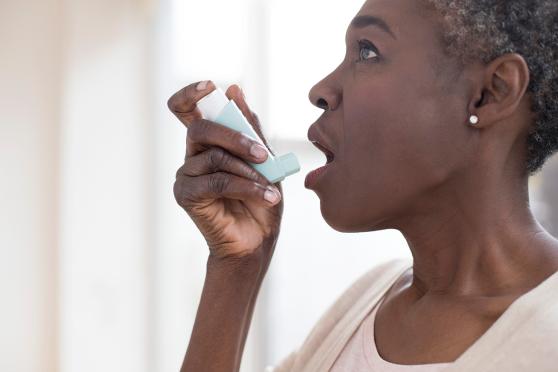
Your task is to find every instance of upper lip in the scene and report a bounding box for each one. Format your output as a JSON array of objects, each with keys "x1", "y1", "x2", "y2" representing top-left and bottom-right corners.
[{"x1": 307, "y1": 125, "x2": 335, "y2": 163}]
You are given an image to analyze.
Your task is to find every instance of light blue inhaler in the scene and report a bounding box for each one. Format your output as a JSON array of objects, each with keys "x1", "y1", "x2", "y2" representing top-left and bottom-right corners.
[{"x1": 196, "y1": 87, "x2": 300, "y2": 183}]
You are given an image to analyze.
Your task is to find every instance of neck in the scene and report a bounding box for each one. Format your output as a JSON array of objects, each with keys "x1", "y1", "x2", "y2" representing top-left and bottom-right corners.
[{"x1": 394, "y1": 166, "x2": 558, "y2": 297}]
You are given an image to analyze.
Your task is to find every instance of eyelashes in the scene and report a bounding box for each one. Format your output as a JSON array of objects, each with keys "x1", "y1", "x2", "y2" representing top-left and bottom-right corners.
[{"x1": 356, "y1": 39, "x2": 380, "y2": 63}]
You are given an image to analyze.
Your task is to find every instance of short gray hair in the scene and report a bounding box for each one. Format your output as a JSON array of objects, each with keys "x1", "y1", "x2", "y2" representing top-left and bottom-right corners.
[{"x1": 423, "y1": 0, "x2": 558, "y2": 175}]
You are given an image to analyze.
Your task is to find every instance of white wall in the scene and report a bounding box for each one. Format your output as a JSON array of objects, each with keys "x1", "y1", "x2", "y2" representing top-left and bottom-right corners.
[
  {"x1": 1, "y1": 0, "x2": 155, "y2": 371},
  {"x1": 58, "y1": 1, "x2": 154, "y2": 371},
  {"x1": 0, "y1": 0, "x2": 62, "y2": 371}
]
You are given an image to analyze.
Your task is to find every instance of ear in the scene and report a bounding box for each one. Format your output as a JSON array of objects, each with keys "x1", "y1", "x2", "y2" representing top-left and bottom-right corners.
[{"x1": 468, "y1": 53, "x2": 530, "y2": 128}]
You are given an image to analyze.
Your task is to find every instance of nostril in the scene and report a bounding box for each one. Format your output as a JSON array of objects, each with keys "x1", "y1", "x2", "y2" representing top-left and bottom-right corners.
[{"x1": 317, "y1": 98, "x2": 328, "y2": 110}]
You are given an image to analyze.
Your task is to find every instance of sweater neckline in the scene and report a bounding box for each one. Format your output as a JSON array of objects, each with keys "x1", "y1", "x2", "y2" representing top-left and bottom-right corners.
[
  {"x1": 365, "y1": 264, "x2": 558, "y2": 368},
  {"x1": 429, "y1": 267, "x2": 558, "y2": 367},
  {"x1": 362, "y1": 295, "x2": 453, "y2": 369}
]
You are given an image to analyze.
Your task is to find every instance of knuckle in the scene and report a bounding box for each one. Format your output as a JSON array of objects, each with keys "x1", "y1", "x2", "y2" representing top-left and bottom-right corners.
[
  {"x1": 173, "y1": 179, "x2": 186, "y2": 206},
  {"x1": 188, "y1": 120, "x2": 207, "y2": 142},
  {"x1": 208, "y1": 172, "x2": 230, "y2": 195},
  {"x1": 234, "y1": 132, "x2": 253, "y2": 152},
  {"x1": 167, "y1": 86, "x2": 194, "y2": 113},
  {"x1": 207, "y1": 147, "x2": 228, "y2": 172},
  {"x1": 175, "y1": 166, "x2": 183, "y2": 180},
  {"x1": 246, "y1": 167, "x2": 264, "y2": 183},
  {"x1": 173, "y1": 175, "x2": 196, "y2": 207},
  {"x1": 166, "y1": 95, "x2": 176, "y2": 112},
  {"x1": 249, "y1": 181, "x2": 263, "y2": 195},
  {"x1": 167, "y1": 92, "x2": 183, "y2": 113}
]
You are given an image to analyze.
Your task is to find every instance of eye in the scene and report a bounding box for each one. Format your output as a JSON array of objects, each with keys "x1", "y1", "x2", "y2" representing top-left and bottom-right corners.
[{"x1": 357, "y1": 39, "x2": 380, "y2": 62}]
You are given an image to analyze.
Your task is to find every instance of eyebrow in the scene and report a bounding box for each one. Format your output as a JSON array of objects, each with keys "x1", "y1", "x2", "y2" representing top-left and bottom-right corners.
[{"x1": 349, "y1": 15, "x2": 397, "y2": 40}]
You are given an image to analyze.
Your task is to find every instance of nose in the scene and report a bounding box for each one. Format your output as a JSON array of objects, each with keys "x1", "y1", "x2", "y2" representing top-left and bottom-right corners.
[{"x1": 308, "y1": 74, "x2": 341, "y2": 111}]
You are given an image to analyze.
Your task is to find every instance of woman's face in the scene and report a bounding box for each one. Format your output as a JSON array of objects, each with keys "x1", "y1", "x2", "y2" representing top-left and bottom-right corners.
[{"x1": 307, "y1": 0, "x2": 475, "y2": 232}]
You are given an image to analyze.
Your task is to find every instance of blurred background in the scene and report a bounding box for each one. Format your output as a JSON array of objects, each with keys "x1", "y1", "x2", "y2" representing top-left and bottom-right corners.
[{"x1": 2, "y1": 0, "x2": 557, "y2": 371}]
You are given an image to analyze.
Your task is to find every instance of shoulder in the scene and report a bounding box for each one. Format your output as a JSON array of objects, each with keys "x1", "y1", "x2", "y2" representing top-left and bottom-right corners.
[
  {"x1": 318, "y1": 258, "x2": 413, "y2": 329},
  {"x1": 339, "y1": 258, "x2": 413, "y2": 301},
  {"x1": 270, "y1": 258, "x2": 412, "y2": 372}
]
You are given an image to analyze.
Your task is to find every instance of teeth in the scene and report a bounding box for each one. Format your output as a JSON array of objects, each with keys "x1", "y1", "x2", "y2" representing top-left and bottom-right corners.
[{"x1": 311, "y1": 140, "x2": 335, "y2": 164}]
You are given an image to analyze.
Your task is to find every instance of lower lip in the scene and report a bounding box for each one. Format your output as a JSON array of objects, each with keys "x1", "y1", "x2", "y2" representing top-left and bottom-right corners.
[{"x1": 305, "y1": 163, "x2": 332, "y2": 189}]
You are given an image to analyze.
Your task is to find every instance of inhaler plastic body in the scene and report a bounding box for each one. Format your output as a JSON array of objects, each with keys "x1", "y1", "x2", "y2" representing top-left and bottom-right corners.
[{"x1": 196, "y1": 87, "x2": 300, "y2": 183}]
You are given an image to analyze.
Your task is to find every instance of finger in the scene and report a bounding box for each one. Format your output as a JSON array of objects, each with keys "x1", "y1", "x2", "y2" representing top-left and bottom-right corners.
[
  {"x1": 167, "y1": 80, "x2": 216, "y2": 127},
  {"x1": 186, "y1": 119, "x2": 269, "y2": 163},
  {"x1": 225, "y1": 85, "x2": 258, "y2": 129},
  {"x1": 180, "y1": 147, "x2": 271, "y2": 186},
  {"x1": 225, "y1": 85, "x2": 270, "y2": 150},
  {"x1": 174, "y1": 172, "x2": 282, "y2": 206}
]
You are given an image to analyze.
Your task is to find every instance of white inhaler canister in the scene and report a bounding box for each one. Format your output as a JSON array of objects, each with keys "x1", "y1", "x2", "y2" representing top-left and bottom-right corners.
[{"x1": 196, "y1": 87, "x2": 300, "y2": 183}]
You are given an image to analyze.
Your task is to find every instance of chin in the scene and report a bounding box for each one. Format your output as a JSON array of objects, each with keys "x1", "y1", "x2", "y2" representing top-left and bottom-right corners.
[
  {"x1": 320, "y1": 202, "x2": 389, "y2": 233},
  {"x1": 320, "y1": 204, "x2": 362, "y2": 233}
]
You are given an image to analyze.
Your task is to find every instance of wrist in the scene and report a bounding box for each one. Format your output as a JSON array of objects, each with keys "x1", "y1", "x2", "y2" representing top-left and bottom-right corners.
[
  {"x1": 207, "y1": 253, "x2": 264, "y2": 279},
  {"x1": 207, "y1": 242, "x2": 276, "y2": 280}
]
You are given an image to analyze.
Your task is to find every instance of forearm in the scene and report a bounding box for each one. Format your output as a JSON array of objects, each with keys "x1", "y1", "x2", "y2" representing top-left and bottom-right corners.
[{"x1": 180, "y1": 253, "x2": 269, "y2": 372}]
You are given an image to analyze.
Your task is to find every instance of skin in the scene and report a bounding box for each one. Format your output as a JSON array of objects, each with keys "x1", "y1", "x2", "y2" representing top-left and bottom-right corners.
[
  {"x1": 168, "y1": 0, "x2": 558, "y2": 370},
  {"x1": 169, "y1": 82, "x2": 283, "y2": 372},
  {"x1": 307, "y1": 0, "x2": 558, "y2": 364}
]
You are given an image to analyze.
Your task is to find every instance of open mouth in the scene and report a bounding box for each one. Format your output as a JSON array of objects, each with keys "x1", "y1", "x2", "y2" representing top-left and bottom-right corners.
[
  {"x1": 306, "y1": 139, "x2": 335, "y2": 189},
  {"x1": 311, "y1": 140, "x2": 335, "y2": 164}
]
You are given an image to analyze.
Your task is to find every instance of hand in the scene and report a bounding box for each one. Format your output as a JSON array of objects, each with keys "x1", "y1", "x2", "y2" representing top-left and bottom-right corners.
[{"x1": 167, "y1": 81, "x2": 284, "y2": 262}]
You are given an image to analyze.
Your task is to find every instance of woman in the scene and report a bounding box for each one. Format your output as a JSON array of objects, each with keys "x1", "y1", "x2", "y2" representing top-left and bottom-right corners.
[{"x1": 167, "y1": 0, "x2": 558, "y2": 371}]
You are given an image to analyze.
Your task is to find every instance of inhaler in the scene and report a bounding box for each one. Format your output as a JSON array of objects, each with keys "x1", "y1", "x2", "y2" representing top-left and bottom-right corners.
[{"x1": 196, "y1": 87, "x2": 300, "y2": 183}]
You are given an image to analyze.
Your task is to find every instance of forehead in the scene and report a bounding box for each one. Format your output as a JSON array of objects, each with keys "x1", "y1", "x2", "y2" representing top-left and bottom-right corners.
[{"x1": 348, "y1": 0, "x2": 440, "y2": 40}]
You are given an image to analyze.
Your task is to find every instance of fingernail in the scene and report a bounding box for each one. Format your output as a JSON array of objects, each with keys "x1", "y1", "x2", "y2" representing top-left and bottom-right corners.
[
  {"x1": 196, "y1": 80, "x2": 209, "y2": 91},
  {"x1": 264, "y1": 187, "x2": 280, "y2": 204},
  {"x1": 250, "y1": 143, "x2": 268, "y2": 160}
]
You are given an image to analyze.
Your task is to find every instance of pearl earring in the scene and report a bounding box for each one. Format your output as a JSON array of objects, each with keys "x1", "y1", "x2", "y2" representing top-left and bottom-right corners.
[{"x1": 469, "y1": 115, "x2": 479, "y2": 125}]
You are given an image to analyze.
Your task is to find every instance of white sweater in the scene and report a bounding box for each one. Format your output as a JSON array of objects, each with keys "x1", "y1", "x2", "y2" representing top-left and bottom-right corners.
[{"x1": 268, "y1": 259, "x2": 558, "y2": 372}]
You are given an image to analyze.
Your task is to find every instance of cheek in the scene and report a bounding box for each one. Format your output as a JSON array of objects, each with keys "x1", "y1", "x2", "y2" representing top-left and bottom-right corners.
[
  {"x1": 319, "y1": 85, "x2": 467, "y2": 229},
  {"x1": 343, "y1": 83, "x2": 465, "y2": 184},
  {"x1": 402, "y1": 93, "x2": 471, "y2": 178}
]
